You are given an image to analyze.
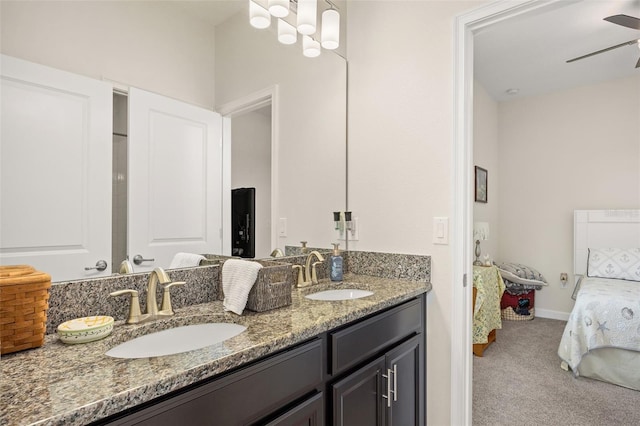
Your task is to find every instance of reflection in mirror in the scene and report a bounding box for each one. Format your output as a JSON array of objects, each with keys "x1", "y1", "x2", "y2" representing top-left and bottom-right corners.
[{"x1": 0, "y1": 1, "x2": 346, "y2": 282}]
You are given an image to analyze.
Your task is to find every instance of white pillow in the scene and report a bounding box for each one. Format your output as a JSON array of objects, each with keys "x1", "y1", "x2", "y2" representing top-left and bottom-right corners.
[
  {"x1": 587, "y1": 248, "x2": 640, "y2": 282},
  {"x1": 494, "y1": 262, "x2": 547, "y2": 286}
]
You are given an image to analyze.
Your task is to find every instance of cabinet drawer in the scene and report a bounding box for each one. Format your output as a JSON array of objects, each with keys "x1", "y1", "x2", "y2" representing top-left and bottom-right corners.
[
  {"x1": 107, "y1": 339, "x2": 323, "y2": 426},
  {"x1": 330, "y1": 298, "x2": 422, "y2": 375}
]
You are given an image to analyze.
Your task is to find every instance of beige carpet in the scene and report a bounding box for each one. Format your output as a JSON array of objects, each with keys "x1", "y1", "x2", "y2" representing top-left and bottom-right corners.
[{"x1": 473, "y1": 317, "x2": 640, "y2": 425}]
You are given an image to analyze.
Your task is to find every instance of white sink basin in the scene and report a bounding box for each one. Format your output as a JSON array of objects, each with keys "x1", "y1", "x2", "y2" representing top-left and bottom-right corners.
[
  {"x1": 305, "y1": 289, "x2": 374, "y2": 301},
  {"x1": 105, "y1": 323, "x2": 247, "y2": 359}
]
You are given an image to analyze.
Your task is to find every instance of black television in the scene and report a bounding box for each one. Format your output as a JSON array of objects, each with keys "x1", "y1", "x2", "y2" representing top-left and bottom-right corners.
[{"x1": 231, "y1": 187, "x2": 255, "y2": 258}]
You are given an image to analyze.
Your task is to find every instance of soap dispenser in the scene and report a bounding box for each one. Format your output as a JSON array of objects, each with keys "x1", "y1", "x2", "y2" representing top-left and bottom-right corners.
[{"x1": 330, "y1": 243, "x2": 343, "y2": 282}]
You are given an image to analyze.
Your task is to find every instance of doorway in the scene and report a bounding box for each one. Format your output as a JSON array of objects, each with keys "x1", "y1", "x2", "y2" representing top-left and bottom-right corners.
[
  {"x1": 452, "y1": 1, "x2": 561, "y2": 424},
  {"x1": 218, "y1": 86, "x2": 280, "y2": 259}
]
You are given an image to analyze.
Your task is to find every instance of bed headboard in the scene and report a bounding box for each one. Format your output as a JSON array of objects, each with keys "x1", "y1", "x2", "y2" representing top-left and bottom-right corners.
[{"x1": 574, "y1": 210, "x2": 640, "y2": 277}]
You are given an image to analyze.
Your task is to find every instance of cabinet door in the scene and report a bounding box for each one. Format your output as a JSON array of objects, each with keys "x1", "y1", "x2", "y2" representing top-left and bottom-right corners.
[
  {"x1": 332, "y1": 357, "x2": 385, "y2": 426},
  {"x1": 385, "y1": 335, "x2": 423, "y2": 426},
  {"x1": 264, "y1": 392, "x2": 324, "y2": 426}
]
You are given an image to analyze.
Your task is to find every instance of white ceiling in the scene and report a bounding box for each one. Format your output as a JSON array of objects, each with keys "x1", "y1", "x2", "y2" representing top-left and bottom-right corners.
[
  {"x1": 474, "y1": 0, "x2": 640, "y2": 102},
  {"x1": 166, "y1": 0, "x2": 640, "y2": 103}
]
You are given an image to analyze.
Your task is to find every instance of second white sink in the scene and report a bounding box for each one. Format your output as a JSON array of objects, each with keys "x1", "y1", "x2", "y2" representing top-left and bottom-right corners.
[
  {"x1": 106, "y1": 323, "x2": 247, "y2": 359},
  {"x1": 305, "y1": 289, "x2": 374, "y2": 301}
]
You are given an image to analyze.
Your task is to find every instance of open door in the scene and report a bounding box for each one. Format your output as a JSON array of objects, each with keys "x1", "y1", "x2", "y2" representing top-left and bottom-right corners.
[
  {"x1": 0, "y1": 55, "x2": 112, "y2": 281},
  {"x1": 128, "y1": 88, "x2": 223, "y2": 271}
]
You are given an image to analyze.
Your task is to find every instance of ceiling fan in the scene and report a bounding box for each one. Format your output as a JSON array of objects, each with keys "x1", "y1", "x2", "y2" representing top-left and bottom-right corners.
[{"x1": 566, "y1": 14, "x2": 640, "y2": 68}]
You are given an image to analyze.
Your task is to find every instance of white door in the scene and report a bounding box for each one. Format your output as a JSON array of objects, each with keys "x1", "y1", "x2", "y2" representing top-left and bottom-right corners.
[
  {"x1": 128, "y1": 88, "x2": 223, "y2": 272},
  {"x1": 0, "y1": 55, "x2": 113, "y2": 281}
]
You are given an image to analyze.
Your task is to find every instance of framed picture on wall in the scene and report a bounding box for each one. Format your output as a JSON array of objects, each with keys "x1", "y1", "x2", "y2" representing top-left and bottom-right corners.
[{"x1": 475, "y1": 166, "x2": 487, "y2": 203}]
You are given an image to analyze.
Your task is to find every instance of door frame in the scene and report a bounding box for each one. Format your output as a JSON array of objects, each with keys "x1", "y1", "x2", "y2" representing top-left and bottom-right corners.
[
  {"x1": 217, "y1": 85, "x2": 280, "y2": 257},
  {"x1": 451, "y1": 0, "x2": 561, "y2": 424}
]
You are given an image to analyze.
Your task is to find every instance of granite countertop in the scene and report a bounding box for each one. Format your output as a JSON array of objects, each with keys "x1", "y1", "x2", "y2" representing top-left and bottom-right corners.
[{"x1": 0, "y1": 274, "x2": 430, "y2": 426}]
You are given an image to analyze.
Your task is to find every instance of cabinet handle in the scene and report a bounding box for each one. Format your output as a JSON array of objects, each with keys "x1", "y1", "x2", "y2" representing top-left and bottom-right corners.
[
  {"x1": 392, "y1": 364, "x2": 398, "y2": 402},
  {"x1": 382, "y1": 368, "x2": 393, "y2": 408}
]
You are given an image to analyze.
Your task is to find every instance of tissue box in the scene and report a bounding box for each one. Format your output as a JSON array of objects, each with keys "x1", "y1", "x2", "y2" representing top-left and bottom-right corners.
[
  {"x1": 0, "y1": 265, "x2": 51, "y2": 354},
  {"x1": 219, "y1": 260, "x2": 293, "y2": 312}
]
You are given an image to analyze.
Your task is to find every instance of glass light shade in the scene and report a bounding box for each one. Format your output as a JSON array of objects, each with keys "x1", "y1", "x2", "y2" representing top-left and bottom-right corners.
[
  {"x1": 268, "y1": 0, "x2": 289, "y2": 18},
  {"x1": 321, "y1": 9, "x2": 340, "y2": 50},
  {"x1": 249, "y1": 0, "x2": 271, "y2": 29},
  {"x1": 278, "y1": 19, "x2": 297, "y2": 45},
  {"x1": 303, "y1": 35, "x2": 321, "y2": 58},
  {"x1": 297, "y1": 0, "x2": 317, "y2": 35}
]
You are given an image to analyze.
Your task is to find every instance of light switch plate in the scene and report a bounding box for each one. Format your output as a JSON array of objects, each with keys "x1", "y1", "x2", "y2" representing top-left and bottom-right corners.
[
  {"x1": 279, "y1": 218, "x2": 287, "y2": 237},
  {"x1": 433, "y1": 217, "x2": 449, "y2": 245}
]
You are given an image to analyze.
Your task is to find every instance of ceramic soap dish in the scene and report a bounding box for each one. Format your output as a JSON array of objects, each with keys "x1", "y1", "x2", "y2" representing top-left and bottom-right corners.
[{"x1": 57, "y1": 316, "x2": 114, "y2": 344}]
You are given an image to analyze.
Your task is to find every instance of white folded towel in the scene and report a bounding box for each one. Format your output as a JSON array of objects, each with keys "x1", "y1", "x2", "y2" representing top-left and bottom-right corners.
[
  {"x1": 222, "y1": 259, "x2": 263, "y2": 315},
  {"x1": 169, "y1": 252, "x2": 206, "y2": 269}
]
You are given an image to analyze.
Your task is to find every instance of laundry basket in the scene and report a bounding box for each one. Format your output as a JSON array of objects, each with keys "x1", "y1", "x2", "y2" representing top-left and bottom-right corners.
[{"x1": 0, "y1": 265, "x2": 51, "y2": 354}]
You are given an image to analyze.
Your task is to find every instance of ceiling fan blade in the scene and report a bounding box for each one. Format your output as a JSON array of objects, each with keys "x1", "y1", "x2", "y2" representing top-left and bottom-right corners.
[
  {"x1": 636, "y1": 56, "x2": 640, "y2": 68},
  {"x1": 604, "y1": 14, "x2": 640, "y2": 30},
  {"x1": 566, "y1": 39, "x2": 638, "y2": 63}
]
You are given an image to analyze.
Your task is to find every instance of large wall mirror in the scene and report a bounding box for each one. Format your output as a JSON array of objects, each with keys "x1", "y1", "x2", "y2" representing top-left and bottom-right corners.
[{"x1": 0, "y1": 1, "x2": 347, "y2": 282}]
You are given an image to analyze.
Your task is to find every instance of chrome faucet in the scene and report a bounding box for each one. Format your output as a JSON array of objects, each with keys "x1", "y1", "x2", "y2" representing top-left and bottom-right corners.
[
  {"x1": 110, "y1": 267, "x2": 186, "y2": 324},
  {"x1": 304, "y1": 251, "x2": 325, "y2": 285}
]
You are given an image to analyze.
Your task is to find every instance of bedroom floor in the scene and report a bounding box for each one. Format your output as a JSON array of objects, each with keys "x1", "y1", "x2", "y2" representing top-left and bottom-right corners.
[{"x1": 473, "y1": 317, "x2": 640, "y2": 425}]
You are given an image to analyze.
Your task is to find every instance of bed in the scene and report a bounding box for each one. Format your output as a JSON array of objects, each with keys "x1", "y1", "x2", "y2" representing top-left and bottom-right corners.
[{"x1": 557, "y1": 210, "x2": 640, "y2": 390}]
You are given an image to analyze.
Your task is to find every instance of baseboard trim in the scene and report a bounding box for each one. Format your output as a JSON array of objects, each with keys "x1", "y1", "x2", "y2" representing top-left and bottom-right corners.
[{"x1": 535, "y1": 308, "x2": 570, "y2": 321}]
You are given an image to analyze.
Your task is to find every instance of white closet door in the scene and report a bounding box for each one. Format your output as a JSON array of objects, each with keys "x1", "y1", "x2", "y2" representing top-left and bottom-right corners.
[
  {"x1": 0, "y1": 55, "x2": 112, "y2": 281},
  {"x1": 128, "y1": 88, "x2": 222, "y2": 272}
]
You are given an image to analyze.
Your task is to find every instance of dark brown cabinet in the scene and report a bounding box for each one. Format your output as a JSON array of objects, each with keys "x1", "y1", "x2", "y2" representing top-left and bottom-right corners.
[
  {"x1": 332, "y1": 357, "x2": 386, "y2": 425},
  {"x1": 264, "y1": 392, "x2": 324, "y2": 426},
  {"x1": 97, "y1": 295, "x2": 425, "y2": 426},
  {"x1": 331, "y1": 335, "x2": 423, "y2": 426}
]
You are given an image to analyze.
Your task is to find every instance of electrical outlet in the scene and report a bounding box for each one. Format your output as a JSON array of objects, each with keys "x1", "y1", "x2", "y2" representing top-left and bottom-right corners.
[{"x1": 560, "y1": 272, "x2": 568, "y2": 288}]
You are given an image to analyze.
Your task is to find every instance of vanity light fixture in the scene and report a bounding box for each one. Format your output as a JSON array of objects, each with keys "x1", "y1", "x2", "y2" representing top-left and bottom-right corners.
[
  {"x1": 321, "y1": 7, "x2": 340, "y2": 50},
  {"x1": 297, "y1": 0, "x2": 317, "y2": 35},
  {"x1": 278, "y1": 18, "x2": 297, "y2": 44},
  {"x1": 303, "y1": 35, "x2": 321, "y2": 57},
  {"x1": 268, "y1": 0, "x2": 290, "y2": 18},
  {"x1": 249, "y1": 1, "x2": 271, "y2": 29},
  {"x1": 248, "y1": 0, "x2": 340, "y2": 57}
]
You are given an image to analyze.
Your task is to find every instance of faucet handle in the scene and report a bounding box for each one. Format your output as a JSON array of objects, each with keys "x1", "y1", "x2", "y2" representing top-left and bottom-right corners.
[
  {"x1": 159, "y1": 281, "x2": 186, "y2": 314},
  {"x1": 110, "y1": 289, "x2": 145, "y2": 324},
  {"x1": 311, "y1": 261, "x2": 323, "y2": 284},
  {"x1": 292, "y1": 265, "x2": 305, "y2": 287}
]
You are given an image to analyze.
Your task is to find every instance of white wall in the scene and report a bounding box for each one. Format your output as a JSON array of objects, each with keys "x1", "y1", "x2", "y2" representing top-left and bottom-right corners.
[
  {"x1": 232, "y1": 108, "x2": 272, "y2": 259},
  {"x1": 473, "y1": 81, "x2": 500, "y2": 261},
  {"x1": 497, "y1": 75, "x2": 640, "y2": 319},
  {"x1": 347, "y1": 2, "x2": 484, "y2": 425},
  {"x1": 215, "y1": 11, "x2": 347, "y2": 250},
  {"x1": 0, "y1": 1, "x2": 216, "y2": 108}
]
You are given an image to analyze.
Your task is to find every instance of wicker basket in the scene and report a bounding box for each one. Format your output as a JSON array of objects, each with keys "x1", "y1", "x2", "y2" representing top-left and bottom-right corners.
[
  {"x1": 0, "y1": 265, "x2": 51, "y2": 354},
  {"x1": 501, "y1": 306, "x2": 535, "y2": 321},
  {"x1": 219, "y1": 260, "x2": 293, "y2": 312}
]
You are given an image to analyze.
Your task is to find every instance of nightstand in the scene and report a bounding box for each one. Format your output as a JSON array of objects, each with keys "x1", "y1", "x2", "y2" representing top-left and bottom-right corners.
[{"x1": 472, "y1": 265, "x2": 505, "y2": 356}]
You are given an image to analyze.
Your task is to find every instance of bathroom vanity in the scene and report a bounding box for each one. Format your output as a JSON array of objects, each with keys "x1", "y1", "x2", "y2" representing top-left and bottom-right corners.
[{"x1": 0, "y1": 274, "x2": 429, "y2": 426}]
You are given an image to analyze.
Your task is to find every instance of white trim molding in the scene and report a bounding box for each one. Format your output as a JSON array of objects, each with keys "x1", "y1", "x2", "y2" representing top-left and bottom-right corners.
[
  {"x1": 452, "y1": 1, "x2": 564, "y2": 424},
  {"x1": 217, "y1": 85, "x2": 280, "y2": 254}
]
